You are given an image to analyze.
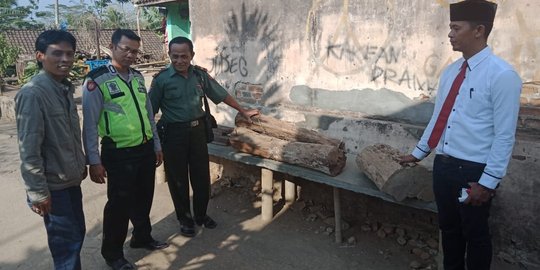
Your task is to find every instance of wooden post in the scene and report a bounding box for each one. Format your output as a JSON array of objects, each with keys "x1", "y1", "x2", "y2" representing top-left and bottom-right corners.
[
  {"x1": 261, "y1": 168, "x2": 274, "y2": 221},
  {"x1": 333, "y1": 187, "x2": 342, "y2": 243},
  {"x1": 284, "y1": 180, "x2": 296, "y2": 203},
  {"x1": 94, "y1": 18, "x2": 101, "y2": 60}
]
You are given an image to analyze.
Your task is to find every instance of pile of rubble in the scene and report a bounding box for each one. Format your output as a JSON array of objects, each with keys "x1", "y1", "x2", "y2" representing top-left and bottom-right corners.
[{"x1": 297, "y1": 200, "x2": 440, "y2": 270}]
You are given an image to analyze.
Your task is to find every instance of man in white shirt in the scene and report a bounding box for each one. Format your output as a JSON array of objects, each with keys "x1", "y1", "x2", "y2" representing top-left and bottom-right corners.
[{"x1": 400, "y1": 1, "x2": 522, "y2": 269}]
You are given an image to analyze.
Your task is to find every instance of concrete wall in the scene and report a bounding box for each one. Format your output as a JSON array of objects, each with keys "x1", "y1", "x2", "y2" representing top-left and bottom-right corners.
[{"x1": 189, "y1": 0, "x2": 539, "y2": 266}]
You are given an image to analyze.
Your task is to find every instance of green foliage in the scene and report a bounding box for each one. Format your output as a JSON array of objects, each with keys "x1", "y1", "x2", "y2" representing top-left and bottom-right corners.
[
  {"x1": 101, "y1": 6, "x2": 133, "y2": 28},
  {"x1": 0, "y1": 0, "x2": 42, "y2": 30},
  {"x1": 19, "y1": 61, "x2": 39, "y2": 85},
  {"x1": 141, "y1": 7, "x2": 165, "y2": 32},
  {"x1": 37, "y1": 0, "x2": 138, "y2": 30},
  {"x1": 0, "y1": 33, "x2": 19, "y2": 78},
  {"x1": 37, "y1": 3, "x2": 97, "y2": 29}
]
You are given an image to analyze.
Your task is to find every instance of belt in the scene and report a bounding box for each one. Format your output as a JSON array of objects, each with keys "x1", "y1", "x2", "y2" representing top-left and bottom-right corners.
[
  {"x1": 102, "y1": 138, "x2": 154, "y2": 151},
  {"x1": 168, "y1": 119, "x2": 201, "y2": 128},
  {"x1": 437, "y1": 154, "x2": 485, "y2": 167}
]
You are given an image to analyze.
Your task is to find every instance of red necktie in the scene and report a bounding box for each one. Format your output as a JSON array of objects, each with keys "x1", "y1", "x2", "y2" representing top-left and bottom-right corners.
[{"x1": 427, "y1": 60, "x2": 468, "y2": 149}]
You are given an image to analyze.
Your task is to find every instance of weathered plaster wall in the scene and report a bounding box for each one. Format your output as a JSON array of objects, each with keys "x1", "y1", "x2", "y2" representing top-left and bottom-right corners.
[
  {"x1": 190, "y1": 0, "x2": 539, "y2": 266},
  {"x1": 191, "y1": 0, "x2": 539, "y2": 113}
]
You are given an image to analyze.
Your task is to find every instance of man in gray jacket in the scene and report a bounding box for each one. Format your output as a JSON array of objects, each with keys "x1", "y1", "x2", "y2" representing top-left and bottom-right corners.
[{"x1": 15, "y1": 30, "x2": 87, "y2": 270}]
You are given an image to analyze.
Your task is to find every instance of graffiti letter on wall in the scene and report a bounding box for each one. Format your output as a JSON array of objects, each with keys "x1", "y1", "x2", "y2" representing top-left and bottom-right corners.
[{"x1": 209, "y1": 47, "x2": 249, "y2": 77}]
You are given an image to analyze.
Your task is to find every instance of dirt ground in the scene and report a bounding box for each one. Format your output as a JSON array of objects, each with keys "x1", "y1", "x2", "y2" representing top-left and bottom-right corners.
[{"x1": 0, "y1": 82, "x2": 521, "y2": 270}]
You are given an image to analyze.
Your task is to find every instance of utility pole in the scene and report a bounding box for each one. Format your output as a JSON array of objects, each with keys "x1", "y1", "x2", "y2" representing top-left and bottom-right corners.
[
  {"x1": 54, "y1": 0, "x2": 59, "y2": 28},
  {"x1": 136, "y1": 7, "x2": 144, "y2": 51}
]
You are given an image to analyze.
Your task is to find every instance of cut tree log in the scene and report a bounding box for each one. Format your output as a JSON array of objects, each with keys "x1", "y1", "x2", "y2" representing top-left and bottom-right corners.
[
  {"x1": 229, "y1": 127, "x2": 346, "y2": 176},
  {"x1": 235, "y1": 114, "x2": 344, "y2": 149},
  {"x1": 355, "y1": 144, "x2": 433, "y2": 202}
]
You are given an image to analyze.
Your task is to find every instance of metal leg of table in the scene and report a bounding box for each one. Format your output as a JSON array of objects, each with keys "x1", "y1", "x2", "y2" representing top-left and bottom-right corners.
[
  {"x1": 333, "y1": 187, "x2": 342, "y2": 243},
  {"x1": 285, "y1": 180, "x2": 297, "y2": 204},
  {"x1": 261, "y1": 168, "x2": 274, "y2": 221}
]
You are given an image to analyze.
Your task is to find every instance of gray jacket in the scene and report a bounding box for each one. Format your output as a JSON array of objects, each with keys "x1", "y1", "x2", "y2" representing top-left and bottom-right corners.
[{"x1": 15, "y1": 71, "x2": 86, "y2": 203}]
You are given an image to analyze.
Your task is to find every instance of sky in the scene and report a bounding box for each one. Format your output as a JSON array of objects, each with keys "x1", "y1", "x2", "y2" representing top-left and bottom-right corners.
[
  {"x1": 17, "y1": 0, "x2": 91, "y2": 11},
  {"x1": 17, "y1": 0, "x2": 135, "y2": 12}
]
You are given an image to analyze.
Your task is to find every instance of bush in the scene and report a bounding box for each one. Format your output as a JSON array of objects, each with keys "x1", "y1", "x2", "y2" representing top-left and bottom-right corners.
[{"x1": 0, "y1": 34, "x2": 19, "y2": 83}]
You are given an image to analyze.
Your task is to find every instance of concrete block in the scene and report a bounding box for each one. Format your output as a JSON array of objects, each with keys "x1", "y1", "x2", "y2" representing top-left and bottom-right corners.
[
  {"x1": 528, "y1": 98, "x2": 540, "y2": 107},
  {"x1": 521, "y1": 83, "x2": 540, "y2": 96},
  {"x1": 0, "y1": 96, "x2": 16, "y2": 121}
]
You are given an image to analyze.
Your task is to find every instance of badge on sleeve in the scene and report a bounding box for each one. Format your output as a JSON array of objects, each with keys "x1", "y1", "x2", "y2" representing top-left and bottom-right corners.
[{"x1": 87, "y1": 81, "x2": 97, "y2": 91}]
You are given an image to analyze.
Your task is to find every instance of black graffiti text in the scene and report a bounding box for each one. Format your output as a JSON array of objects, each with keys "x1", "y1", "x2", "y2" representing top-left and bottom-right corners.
[
  {"x1": 371, "y1": 66, "x2": 438, "y2": 92},
  {"x1": 209, "y1": 48, "x2": 248, "y2": 77}
]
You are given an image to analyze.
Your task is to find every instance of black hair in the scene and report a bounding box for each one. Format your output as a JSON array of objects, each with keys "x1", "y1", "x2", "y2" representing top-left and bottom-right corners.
[
  {"x1": 111, "y1": 29, "x2": 141, "y2": 45},
  {"x1": 469, "y1": 21, "x2": 494, "y2": 39},
  {"x1": 35, "y1": 30, "x2": 76, "y2": 68},
  {"x1": 168, "y1": 36, "x2": 194, "y2": 53}
]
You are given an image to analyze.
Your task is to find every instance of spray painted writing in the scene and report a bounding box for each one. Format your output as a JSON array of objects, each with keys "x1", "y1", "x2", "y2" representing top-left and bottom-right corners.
[
  {"x1": 371, "y1": 67, "x2": 438, "y2": 92},
  {"x1": 326, "y1": 42, "x2": 400, "y2": 65},
  {"x1": 208, "y1": 47, "x2": 248, "y2": 77}
]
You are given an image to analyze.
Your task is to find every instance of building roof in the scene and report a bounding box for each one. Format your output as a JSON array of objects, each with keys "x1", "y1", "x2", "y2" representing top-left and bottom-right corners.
[
  {"x1": 132, "y1": 0, "x2": 181, "y2": 7},
  {"x1": 4, "y1": 29, "x2": 166, "y2": 62}
]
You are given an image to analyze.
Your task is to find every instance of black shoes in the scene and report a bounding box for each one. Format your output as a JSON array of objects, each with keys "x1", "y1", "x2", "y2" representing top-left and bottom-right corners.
[
  {"x1": 195, "y1": 215, "x2": 218, "y2": 229},
  {"x1": 129, "y1": 239, "x2": 169, "y2": 250},
  {"x1": 180, "y1": 219, "x2": 196, "y2": 237},
  {"x1": 106, "y1": 257, "x2": 135, "y2": 270}
]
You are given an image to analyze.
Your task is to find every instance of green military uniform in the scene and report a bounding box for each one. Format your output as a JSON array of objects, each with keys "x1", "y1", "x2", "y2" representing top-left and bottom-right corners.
[
  {"x1": 149, "y1": 65, "x2": 227, "y2": 227},
  {"x1": 149, "y1": 65, "x2": 228, "y2": 123}
]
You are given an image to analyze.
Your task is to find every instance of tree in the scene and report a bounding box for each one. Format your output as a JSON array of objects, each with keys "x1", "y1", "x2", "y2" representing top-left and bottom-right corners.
[
  {"x1": 37, "y1": 0, "x2": 138, "y2": 29},
  {"x1": 141, "y1": 7, "x2": 165, "y2": 31},
  {"x1": 101, "y1": 7, "x2": 132, "y2": 29},
  {"x1": 0, "y1": 33, "x2": 19, "y2": 92},
  {"x1": 0, "y1": 0, "x2": 42, "y2": 30}
]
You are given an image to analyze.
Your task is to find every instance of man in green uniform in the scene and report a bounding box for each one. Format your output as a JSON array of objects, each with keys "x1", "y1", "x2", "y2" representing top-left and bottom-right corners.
[
  {"x1": 149, "y1": 36, "x2": 259, "y2": 237},
  {"x1": 82, "y1": 29, "x2": 168, "y2": 270}
]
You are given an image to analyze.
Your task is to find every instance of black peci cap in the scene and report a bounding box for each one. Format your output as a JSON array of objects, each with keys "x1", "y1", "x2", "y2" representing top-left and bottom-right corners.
[{"x1": 450, "y1": 0, "x2": 497, "y2": 22}]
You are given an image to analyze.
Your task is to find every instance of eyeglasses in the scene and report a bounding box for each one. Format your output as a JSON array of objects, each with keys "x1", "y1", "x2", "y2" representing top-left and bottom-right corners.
[{"x1": 116, "y1": 45, "x2": 141, "y2": 55}]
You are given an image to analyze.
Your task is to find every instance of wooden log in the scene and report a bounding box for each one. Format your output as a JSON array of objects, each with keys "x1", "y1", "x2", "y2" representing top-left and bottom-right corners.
[
  {"x1": 229, "y1": 127, "x2": 346, "y2": 176},
  {"x1": 355, "y1": 144, "x2": 433, "y2": 202},
  {"x1": 235, "y1": 114, "x2": 344, "y2": 149}
]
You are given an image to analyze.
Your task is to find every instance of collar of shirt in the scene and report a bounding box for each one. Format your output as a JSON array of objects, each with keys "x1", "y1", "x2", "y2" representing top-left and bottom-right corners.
[
  {"x1": 464, "y1": 46, "x2": 492, "y2": 71},
  {"x1": 40, "y1": 70, "x2": 74, "y2": 95},
  {"x1": 106, "y1": 62, "x2": 134, "y2": 82},
  {"x1": 167, "y1": 64, "x2": 194, "y2": 78}
]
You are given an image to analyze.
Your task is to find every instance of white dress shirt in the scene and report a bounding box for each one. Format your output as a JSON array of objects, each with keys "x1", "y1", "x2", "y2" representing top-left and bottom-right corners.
[{"x1": 412, "y1": 46, "x2": 522, "y2": 189}]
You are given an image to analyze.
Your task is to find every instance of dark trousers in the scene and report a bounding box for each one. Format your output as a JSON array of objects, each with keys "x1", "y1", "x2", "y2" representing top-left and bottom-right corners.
[
  {"x1": 100, "y1": 141, "x2": 156, "y2": 261},
  {"x1": 162, "y1": 123, "x2": 210, "y2": 223},
  {"x1": 42, "y1": 186, "x2": 85, "y2": 270},
  {"x1": 433, "y1": 155, "x2": 492, "y2": 270}
]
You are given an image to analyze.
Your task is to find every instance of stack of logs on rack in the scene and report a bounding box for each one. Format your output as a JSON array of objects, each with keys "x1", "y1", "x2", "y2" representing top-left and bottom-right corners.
[
  {"x1": 355, "y1": 144, "x2": 434, "y2": 202},
  {"x1": 229, "y1": 114, "x2": 347, "y2": 176}
]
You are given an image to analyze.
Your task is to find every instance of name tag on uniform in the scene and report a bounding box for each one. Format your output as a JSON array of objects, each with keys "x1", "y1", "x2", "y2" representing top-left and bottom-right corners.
[
  {"x1": 106, "y1": 81, "x2": 124, "y2": 98},
  {"x1": 136, "y1": 77, "x2": 147, "y2": 93}
]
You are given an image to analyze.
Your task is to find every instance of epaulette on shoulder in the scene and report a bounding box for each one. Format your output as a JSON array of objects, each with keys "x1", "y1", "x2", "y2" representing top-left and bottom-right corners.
[
  {"x1": 193, "y1": 65, "x2": 216, "y2": 81},
  {"x1": 153, "y1": 67, "x2": 168, "y2": 78},
  {"x1": 193, "y1": 65, "x2": 208, "y2": 73},
  {"x1": 86, "y1": 65, "x2": 109, "y2": 80}
]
